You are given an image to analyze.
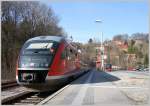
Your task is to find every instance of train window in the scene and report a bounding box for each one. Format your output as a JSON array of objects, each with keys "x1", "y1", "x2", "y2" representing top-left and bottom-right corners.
[
  {"x1": 75, "y1": 53, "x2": 78, "y2": 57},
  {"x1": 61, "y1": 50, "x2": 66, "y2": 59},
  {"x1": 61, "y1": 47, "x2": 70, "y2": 59},
  {"x1": 70, "y1": 50, "x2": 75, "y2": 60},
  {"x1": 70, "y1": 49, "x2": 73, "y2": 53},
  {"x1": 66, "y1": 47, "x2": 70, "y2": 56}
]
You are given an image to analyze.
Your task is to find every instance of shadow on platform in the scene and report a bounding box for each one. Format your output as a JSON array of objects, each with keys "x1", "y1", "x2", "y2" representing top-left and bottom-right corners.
[{"x1": 71, "y1": 69, "x2": 121, "y2": 85}]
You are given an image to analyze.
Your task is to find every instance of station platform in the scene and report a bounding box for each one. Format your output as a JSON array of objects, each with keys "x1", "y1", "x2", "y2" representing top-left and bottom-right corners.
[{"x1": 38, "y1": 69, "x2": 149, "y2": 106}]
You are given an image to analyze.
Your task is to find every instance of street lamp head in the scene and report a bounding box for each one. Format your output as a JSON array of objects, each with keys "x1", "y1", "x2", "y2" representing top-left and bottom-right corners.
[{"x1": 95, "y1": 19, "x2": 103, "y2": 23}]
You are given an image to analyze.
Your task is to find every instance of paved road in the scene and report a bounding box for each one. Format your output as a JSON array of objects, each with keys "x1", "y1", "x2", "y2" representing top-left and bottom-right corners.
[{"x1": 39, "y1": 69, "x2": 149, "y2": 106}]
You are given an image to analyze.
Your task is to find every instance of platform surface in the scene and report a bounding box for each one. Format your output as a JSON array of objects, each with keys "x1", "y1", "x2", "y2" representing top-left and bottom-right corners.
[{"x1": 39, "y1": 69, "x2": 149, "y2": 106}]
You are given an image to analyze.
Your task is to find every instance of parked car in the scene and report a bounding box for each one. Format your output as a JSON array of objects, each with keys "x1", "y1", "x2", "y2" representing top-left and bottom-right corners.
[
  {"x1": 132, "y1": 68, "x2": 136, "y2": 71},
  {"x1": 143, "y1": 68, "x2": 149, "y2": 71},
  {"x1": 136, "y1": 67, "x2": 144, "y2": 71},
  {"x1": 105, "y1": 64, "x2": 112, "y2": 72}
]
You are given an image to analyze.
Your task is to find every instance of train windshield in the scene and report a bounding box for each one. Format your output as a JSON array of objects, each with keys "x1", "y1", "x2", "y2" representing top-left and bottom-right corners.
[{"x1": 18, "y1": 40, "x2": 59, "y2": 68}]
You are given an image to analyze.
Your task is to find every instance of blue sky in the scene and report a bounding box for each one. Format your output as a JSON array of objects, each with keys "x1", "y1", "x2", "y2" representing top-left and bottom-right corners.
[{"x1": 41, "y1": 1, "x2": 148, "y2": 43}]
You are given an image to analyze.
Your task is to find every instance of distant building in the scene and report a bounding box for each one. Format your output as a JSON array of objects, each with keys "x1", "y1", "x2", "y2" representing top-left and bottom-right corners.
[
  {"x1": 127, "y1": 54, "x2": 136, "y2": 60},
  {"x1": 113, "y1": 40, "x2": 128, "y2": 52},
  {"x1": 134, "y1": 39, "x2": 143, "y2": 45}
]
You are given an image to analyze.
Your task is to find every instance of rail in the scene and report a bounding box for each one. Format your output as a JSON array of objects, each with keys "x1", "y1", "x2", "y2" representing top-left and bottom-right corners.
[{"x1": 2, "y1": 80, "x2": 18, "y2": 90}]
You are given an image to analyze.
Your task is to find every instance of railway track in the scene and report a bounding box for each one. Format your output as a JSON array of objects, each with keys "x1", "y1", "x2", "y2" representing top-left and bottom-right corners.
[
  {"x1": 2, "y1": 92, "x2": 53, "y2": 105},
  {"x1": 2, "y1": 81, "x2": 18, "y2": 90},
  {"x1": 2, "y1": 81, "x2": 73, "y2": 105},
  {"x1": 2, "y1": 70, "x2": 90, "y2": 105}
]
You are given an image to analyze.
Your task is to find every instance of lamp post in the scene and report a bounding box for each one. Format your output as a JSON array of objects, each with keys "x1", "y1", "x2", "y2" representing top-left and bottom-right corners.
[{"x1": 95, "y1": 19, "x2": 104, "y2": 71}]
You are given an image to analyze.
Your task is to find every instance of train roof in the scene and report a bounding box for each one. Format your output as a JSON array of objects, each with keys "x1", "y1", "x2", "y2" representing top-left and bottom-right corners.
[{"x1": 27, "y1": 36, "x2": 65, "y2": 42}]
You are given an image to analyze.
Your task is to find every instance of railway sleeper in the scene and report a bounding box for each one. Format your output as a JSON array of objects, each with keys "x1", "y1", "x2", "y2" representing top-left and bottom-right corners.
[
  {"x1": 24, "y1": 98, "x2": 43, "y2": 101},
  {"x1": 14, "y1": 103, "x2": 34, "y2": 105},
  {"x1": 26, "y1": 97, "x2": 44, "y2": 100},
  {"x1": 20, "y1": 100, "x2": 40, "y2": 103}
]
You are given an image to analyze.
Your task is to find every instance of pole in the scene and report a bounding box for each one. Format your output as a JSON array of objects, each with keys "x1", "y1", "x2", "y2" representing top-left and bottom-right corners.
[
  {"x1": 127, "y1": 54, "x2": 128, "y2": 70},
  {"x1": 107, "y1": 44, "x2": 110, "y2": 64},
  {"x1": 101, "y1": 32, "x2": 104, "y2": 71},
  {"x1": 95, "y1": 19, "x2": 103, "y2": 70}
]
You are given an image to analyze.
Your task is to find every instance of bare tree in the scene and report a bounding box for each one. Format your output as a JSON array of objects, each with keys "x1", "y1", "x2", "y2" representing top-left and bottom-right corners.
[{"x1": 1, "y1": 1, "x2": 64, "y2": 80}]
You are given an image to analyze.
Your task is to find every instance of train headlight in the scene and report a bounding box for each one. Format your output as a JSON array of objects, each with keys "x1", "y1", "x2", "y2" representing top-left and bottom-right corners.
[
  {"x1": 22, "y1": 63, "x2": 26, "y2": 67},
  {"x1": 21, "y1": 63, "x2": 49, "y2": 68},
  {"x1": 30, "y1": 63, "x2": 35, "y2": 67},
  {"x1": 39, "y1": 63, "x2": 49, "y2": 67}
]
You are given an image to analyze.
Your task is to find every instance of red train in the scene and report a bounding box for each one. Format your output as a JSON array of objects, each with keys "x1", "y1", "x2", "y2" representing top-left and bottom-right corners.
[{"x1": 16, "y1": 36, "x2": 86, "y2": 92}]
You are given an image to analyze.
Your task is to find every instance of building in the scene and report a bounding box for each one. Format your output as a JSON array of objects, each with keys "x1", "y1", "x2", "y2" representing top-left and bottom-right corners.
[{"x1": 113, "y1": 40, "x2": 128, "y2": 52}]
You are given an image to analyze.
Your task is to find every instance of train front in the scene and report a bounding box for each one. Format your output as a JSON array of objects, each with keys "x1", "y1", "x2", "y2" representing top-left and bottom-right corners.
[{"x1": 16, "y1": 38, "x2": 59, "y2": 91}]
